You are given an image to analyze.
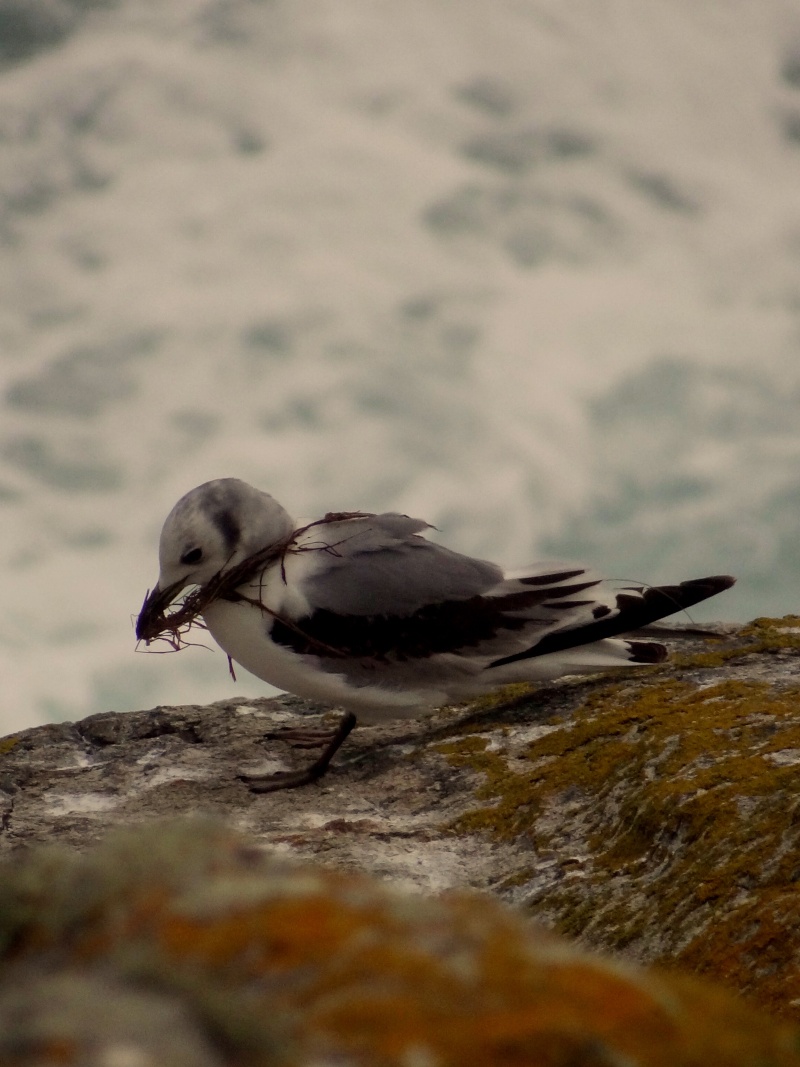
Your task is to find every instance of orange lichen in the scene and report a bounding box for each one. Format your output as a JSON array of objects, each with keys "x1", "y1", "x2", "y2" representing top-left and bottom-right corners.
[
  {"x1": 151, "y1": 882, "x2": 800, "y2": 1066},
  {"x1": 1, "y1": 821, "x2": 800, "y2": 1067}
]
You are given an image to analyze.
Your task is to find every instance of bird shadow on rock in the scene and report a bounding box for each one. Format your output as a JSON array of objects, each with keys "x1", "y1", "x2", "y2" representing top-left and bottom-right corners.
[{"x1": 330, "y1": 677, "x2": 590, "y2": 783}]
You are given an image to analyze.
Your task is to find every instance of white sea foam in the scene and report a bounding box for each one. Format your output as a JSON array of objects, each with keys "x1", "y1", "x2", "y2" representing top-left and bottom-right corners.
[{"x1": 2, "y1": 1, "x2": 800, "y2": 734}]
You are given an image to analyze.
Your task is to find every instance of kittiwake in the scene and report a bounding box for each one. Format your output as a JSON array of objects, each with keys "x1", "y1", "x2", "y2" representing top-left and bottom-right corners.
[{"x1": 136, "y1": 478, "x2": 734, "y2": 791}]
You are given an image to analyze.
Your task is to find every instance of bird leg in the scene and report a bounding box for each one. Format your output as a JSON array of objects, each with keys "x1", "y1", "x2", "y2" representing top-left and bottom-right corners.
[{"x1": 240, "y1": 711, "x2": 357, "y2": 793}]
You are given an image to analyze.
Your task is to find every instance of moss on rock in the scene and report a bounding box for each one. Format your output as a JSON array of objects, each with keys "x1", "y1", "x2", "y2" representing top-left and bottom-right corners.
[{"x1": 437, "y1": 623, "x2": 800, "y2": 1018}]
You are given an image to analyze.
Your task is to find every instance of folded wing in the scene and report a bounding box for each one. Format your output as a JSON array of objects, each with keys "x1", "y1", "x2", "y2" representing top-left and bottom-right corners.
[{"x1": 270, "y1": 513, "x2": 734, "y2": 666}]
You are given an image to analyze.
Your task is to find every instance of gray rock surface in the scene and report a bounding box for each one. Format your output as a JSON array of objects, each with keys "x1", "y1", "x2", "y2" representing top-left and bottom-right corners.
[
  {"x1": 3, "y1": 617, "x2": 800, "y2": 1019},
  {"x1": 0, "y1": 686, "x2": 533, "y2": 895}
]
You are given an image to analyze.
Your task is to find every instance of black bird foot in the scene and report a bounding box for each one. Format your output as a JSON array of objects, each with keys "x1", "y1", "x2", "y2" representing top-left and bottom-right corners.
[{"x1": 240, "y1": 712, "x2": 357, "y2": 794}]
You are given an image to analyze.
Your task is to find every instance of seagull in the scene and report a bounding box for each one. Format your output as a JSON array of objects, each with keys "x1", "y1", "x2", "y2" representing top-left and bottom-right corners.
[{"x1": 136, "y1": 478, "x2": 734, "y2": 792}]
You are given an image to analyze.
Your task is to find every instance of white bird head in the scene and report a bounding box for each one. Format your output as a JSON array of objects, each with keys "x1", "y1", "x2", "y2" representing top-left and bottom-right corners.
[{"x1": 136, "y1": 478, "x2": 294, "y2": 638}]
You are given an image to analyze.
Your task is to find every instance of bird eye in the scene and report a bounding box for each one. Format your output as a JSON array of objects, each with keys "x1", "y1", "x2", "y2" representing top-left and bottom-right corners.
[{"x1": 180, "y1": 547, "x2": 203, "y2": 566}]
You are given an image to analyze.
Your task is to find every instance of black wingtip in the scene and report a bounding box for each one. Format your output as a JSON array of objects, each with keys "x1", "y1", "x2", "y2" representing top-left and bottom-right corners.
[
  {"x1": 660, "y1": 574, "x2": 736, "y2": 614},
  {"x1": 682, "y1": 574, "x2": 736, "y2": 595},
  {"x1": 626, "y1": 640, "x2": 668, "y2": 664},
  {"x1": 489, "y1": 571, "x2": 736, "y2": 668}
]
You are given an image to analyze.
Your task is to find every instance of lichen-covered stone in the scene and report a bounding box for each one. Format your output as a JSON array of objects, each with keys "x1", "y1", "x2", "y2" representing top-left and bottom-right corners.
[
  {"x1": 1, "y1": 819, "x2": 799, "y2": 1067},
  {"x1": 437, "y1": 618, "x2": 800, "y2": 1018},
  {"x1": 2, "y1": 619, "x2": 800, "y2": 1025}
]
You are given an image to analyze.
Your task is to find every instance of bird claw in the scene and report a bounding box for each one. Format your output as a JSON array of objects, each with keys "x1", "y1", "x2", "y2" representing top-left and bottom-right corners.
[
  {"x1": 264, "y1": 725, "x2": 342, "y2": 750},
  {"x1": 241, "y1": 712, "x2": 358, "y2": 794}
]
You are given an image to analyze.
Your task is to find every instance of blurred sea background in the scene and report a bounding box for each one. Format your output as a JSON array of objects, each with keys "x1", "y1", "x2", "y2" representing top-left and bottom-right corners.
[{"x1": 2, "y1": 0, "x2": 800, "y2": 735}]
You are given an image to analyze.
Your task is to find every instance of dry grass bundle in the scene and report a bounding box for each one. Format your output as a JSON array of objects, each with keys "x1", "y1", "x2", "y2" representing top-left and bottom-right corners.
[{"x1": 136, "y1": 512, "x2": 370, "y2": 654}]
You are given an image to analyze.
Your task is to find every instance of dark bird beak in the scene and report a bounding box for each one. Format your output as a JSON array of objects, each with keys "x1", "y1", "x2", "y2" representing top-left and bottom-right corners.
[{"x1": 135, "y1": 579, "x2": 186, "y2": 642}]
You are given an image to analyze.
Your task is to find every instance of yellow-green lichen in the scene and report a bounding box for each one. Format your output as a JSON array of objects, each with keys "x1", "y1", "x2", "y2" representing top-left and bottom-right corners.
[
  {"x1": 438, "y1": 735, "x2": 547, "y2": 843},
  {"x1": 440, "y1": 671, "x2": 800, "y2": 1018},
  {"x1": 676, "y1": 615, "x2": 800, "y2": 669},
  {"x1": 460, "y1": 682, "x2": 537, "y2": 714}
]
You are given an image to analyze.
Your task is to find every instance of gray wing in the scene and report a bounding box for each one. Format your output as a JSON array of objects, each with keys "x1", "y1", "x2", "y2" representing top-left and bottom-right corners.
[
  {"x1": 295, "y1": 512, "x2": 505, "y2": 615},
  {"x1": 275, "y1": 512, "x2": 602, "y2": 660}
]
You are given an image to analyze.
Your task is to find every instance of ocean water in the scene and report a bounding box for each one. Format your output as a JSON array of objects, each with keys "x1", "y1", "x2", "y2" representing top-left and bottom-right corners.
[{"x1": 2, "y1": 0, "x2": 800, "y2": 735}]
